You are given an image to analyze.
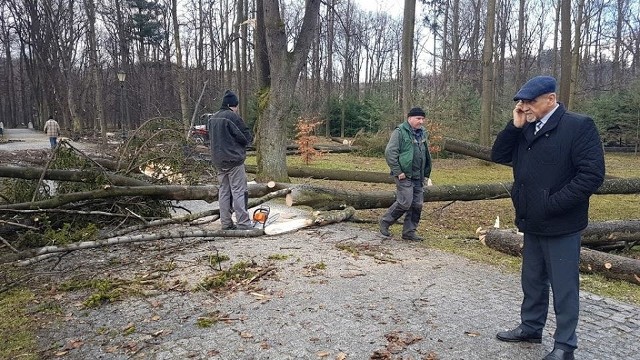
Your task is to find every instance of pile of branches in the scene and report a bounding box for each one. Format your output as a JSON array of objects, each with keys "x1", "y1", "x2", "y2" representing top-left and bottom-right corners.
[{"x1": 0, "y1": 118, "x2": 211, "y2": 253}]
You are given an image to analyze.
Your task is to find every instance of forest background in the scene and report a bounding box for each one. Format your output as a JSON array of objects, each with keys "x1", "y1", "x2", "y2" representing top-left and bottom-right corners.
[{"x1": 0, "y1": 0, "x2": 639, "y2": 176}]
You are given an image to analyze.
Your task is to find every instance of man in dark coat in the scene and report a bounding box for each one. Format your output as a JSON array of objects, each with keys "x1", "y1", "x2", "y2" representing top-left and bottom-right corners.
[
  {"x1": 491, "y1": 76, "x2": 605, "y2": 360},
  {"x1": 208, "y1": 90, "x2": 254, "y2": 230}
]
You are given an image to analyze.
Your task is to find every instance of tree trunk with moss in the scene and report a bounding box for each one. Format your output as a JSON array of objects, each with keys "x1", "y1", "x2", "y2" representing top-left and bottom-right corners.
[{"x1": 255, "y1": 0, "x2": 321, "y2": 183}]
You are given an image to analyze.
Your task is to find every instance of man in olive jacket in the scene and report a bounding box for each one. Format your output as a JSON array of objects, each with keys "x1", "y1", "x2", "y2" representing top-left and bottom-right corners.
[
  {"x1": 491, "y1": 76, "x2": 605, "y2": 360},
  {"x1": 379, "y1": 107, "x2": 432, "y2": 241}
]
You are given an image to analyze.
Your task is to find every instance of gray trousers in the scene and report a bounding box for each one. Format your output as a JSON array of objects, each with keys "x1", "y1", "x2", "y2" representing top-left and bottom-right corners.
[
  {"x1": 380, "y1": 177, "x2": 424, "y2": 236},
  {"x1": 216, "y1": 164, "x2": 251, "y2": 228},
  {"x1": 520, "y1": 231, "x2": 581, "y2": 351}
]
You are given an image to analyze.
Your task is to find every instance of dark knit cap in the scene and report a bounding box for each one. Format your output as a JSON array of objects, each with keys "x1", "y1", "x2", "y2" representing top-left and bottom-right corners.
[
  {"x1": 407, "y1": 107, "x2": 426, "y2": 118},
  {"x1": 513, "y1": 76, "x2": 556, "y2": 101},
  {"x1": 222, "y1": 90, "x2": 239, "y2": 107}
]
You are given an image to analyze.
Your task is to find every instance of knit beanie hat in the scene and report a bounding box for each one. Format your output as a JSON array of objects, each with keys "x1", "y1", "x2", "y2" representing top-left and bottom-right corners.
[
  {"x1": 407, "y1": 107, "x2": 426, "y2": 118},
  {"x1": 222, "y1": 90, "x2": 239, "y2": 107}
]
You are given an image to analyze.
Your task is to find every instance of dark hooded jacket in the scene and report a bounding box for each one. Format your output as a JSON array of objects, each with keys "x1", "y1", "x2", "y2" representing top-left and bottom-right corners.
[
  {"x1": 491, "y1": 103, "x2": 605, "y2": 236},
  {"x1": 208, "y1": 106, "x2": 253, "y2": 169}
]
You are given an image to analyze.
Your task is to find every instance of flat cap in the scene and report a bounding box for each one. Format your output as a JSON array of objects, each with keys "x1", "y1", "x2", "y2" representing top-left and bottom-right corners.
[{"x1": 513, "y1": 76, "x2": 556, "y2": 101}]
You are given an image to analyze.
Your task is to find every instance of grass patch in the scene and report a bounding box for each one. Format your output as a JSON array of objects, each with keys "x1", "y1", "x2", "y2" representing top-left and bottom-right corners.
[
  {"x1": 59, "y1": 278, "x2": 136, "y2": 308},
  {"x1": 0, "y1": 289, "x2": 38, "y2": 360},
  {"x1": 267, "y1": 254, "x2": 290, "y2": 261},
  {"x1": 337, "y1": 153, "x2": 640, "y2": 305},
  {"x1": 199, "y1": 261, "x2": 254, "y2": 290}
]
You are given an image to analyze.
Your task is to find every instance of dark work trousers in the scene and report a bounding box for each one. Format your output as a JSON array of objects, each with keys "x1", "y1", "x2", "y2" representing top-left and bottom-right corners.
[
  {"x1": 216, "y1": 164, "x2": 251, "y2": 228},
  {"x1": 520, "y1": 231, "x2": 581, "y2": 351},
  {"x1": 380, "y1": 178, "x2": 424, "y2": 237}
]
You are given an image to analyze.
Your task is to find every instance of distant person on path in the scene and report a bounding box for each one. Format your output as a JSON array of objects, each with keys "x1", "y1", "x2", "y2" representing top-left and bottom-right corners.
[
  {"x1": 43, "y1": 116, "x2": 60, "y2": 149},
  {"x1": 208, "y1": 90, "x2": 254, "y2": 230},
  {"x1": 379, "y1": 107, "x2": 433, "y2": 241},
  {"x1": 491, "y1": 76, "x2": 605, "y2": 360},
  {"x1": 0, "y1": 121, "x2": 4, "y2": 137}
]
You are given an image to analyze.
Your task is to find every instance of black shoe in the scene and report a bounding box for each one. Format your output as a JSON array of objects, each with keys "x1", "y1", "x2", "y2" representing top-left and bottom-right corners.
[
  {"x1": 496, "y1": 327, "x2": 542, "y2": 343},
  {"x1": 543, "y1": 348, "x2": 574, "y2": 360},
  {"x1": 379, "y1": 221, "x2": 391, "y2": 237},
  {"x1": 221, "y1": 224, "x2": 237, "y2": 230},
  {"x1": 401, "y1": 233, "x2": 424, "y2": 241}
]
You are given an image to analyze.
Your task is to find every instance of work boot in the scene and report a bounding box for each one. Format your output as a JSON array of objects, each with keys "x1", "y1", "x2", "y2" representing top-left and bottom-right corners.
[
  {"x1": 379, "y1": 220, "x2": 391, "y2": 237},
  {"x1": 236, "y1": 224, "x2": 254, "y2": 231},
  {"x1": 401, "y1": 233, "x2": 424, "y2": 241}
]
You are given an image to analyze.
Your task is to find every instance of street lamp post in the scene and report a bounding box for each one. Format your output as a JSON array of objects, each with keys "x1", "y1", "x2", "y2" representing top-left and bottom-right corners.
[{"x1": 117, "y1": 70, "x2": 126, "y2": 139}]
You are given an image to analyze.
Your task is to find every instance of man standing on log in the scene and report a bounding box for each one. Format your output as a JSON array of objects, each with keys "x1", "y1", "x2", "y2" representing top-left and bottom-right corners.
[
  {"x1": 379, "y1": 107, "x2": 433, "y2": 241},
  {"x1": 208, "y1": 90, "x2": 254, "y2": 230},
  {"x1": 491, "y1": 76, "x2": 605, "y2": 360}
]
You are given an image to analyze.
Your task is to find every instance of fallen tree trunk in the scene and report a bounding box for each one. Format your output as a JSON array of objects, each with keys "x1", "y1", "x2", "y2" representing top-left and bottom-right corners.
[
  {"x1": 0, "y1": 183, "x2": 286, "y2": 210},
  {"x1": 483, "y1": 228, "x2": 640, "y2": 285},
  {"x1": 8, "y1": 228, "x2": 265, "y2": 265},
  {"x1": 443, "y1": 137, "x2": 495, "y2": 163},
  {"x1": 0, "y1": 166, "x2": 151, "y2": 186},
  {"x1": 9, "y1": 205, "x2": 354, "y2": 265},
  {"x1": 246, "y1": 165, "x2": 393, "y2": 183},
  {"x1": 582, "y1": 220, "x2": 640, "y2": 246},
  {"x1": 286, "y1": 178, "x2": 640, "y2": 210}
]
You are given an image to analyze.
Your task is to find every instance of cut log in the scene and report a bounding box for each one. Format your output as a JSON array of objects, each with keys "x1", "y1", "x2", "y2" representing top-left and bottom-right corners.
[
  {"x1": 582, "y1": 220, "x2": 640, "y2": 245},
  {"x1": 245, "y1": 165, "x2": 393, "y2": 183},
  {"x1": 285, "y1": 179, "x2": 640, "y2": 210},
  {"x1": 483, "y1": 228, "x2": 640, "y2": 285},
  {"x1": 264, "y1": 207, "x2": 355, "y2": 235},
  {"x1": 0, "y1": 183, "x2": 287, "y2": 210}
]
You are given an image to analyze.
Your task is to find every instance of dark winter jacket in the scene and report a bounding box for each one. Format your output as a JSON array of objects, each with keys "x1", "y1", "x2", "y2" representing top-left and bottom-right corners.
[
  {"x1": 491, "y1": 103, "x2": 605, "y2": 236},
  {"x1": 385, "y1": 121, "x2": 432, "y2": 180},
  {"x1": 208, "y1": 106, "x2": 253, "y2": 169}
]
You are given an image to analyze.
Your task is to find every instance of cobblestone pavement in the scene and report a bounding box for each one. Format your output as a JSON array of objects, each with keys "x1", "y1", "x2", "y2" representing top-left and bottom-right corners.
[
  {"x1": 5, "y1": 129, "x2": 639, "y2": 359},
  {"x1": 32, "y1": 214, "x2": 640, "y2": 360}
]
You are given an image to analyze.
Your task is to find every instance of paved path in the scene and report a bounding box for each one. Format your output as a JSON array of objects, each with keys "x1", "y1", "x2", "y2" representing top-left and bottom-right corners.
[
  {"x1": 4, "y1": 129, "x2": 638, "y2": 359},
  {"x1": 0, "y1": 127, "x2": 53, "y2": 151},
  {"x1": 33, "y1": 218, "x2": 640, "y2": 360}
]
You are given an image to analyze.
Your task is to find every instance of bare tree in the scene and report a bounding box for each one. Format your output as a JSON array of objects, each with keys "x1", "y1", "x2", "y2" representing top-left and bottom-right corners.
[
  {"x1": 84, "y1": 0, "x2": 106, "y2": 140},
  {"x1": 480, "y1": 0, "x2": 496, "y2": 146},
  {"x1": 401, "y1": 0, "x2": 417, "y2": 116},
  {"x1": 171, "y1": 0, "x2": 190, "y2": 132},
  {"x1": 558, "y1": 0, "x2": 572, "y2": 104},
  {"x1": 255, "y1": 0, "x2": 321, "y2": 182}
]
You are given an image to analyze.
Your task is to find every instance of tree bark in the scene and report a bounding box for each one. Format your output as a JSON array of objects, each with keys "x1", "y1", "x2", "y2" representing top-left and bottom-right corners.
[
  {"x1": 0, "y1": 166, "x2": 151, "y2": 186},
  {"x1": 559, "y1": 0, "x2": 572, "y2": 104},
  {"x1": 256, "y1": 0, "x2": 321, "y2": 182},
  {"x1": 171, "y1": 0, "x2": 190, "y2": 131},
  {"x1": 401, "y1": 0, "x2": 416, "y2": 116},
  {"x1": 6, "y1": 228, "x2": 265, "y2": 265},
  {"x1": 483, "y1": 228, "x2": 640, "y2": 285},
  {"x1": 479, "y1": 0, "x2": 496, "y2": 146},
  {"x1": 443, "y1": 137, "x2": 495, "y2": 162},
  {"x1": 246, "y1": 165, "x2": 394, "y2": 183},
  {"x1": 0, "y1": 183, "x2": 286, "y2": 211},
  {"x1": 286, "y1": 179, "x2": 640, "y2": 210},
  {"x1": 581, "y1": 220, "x2": 640, "y2": 246}
]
